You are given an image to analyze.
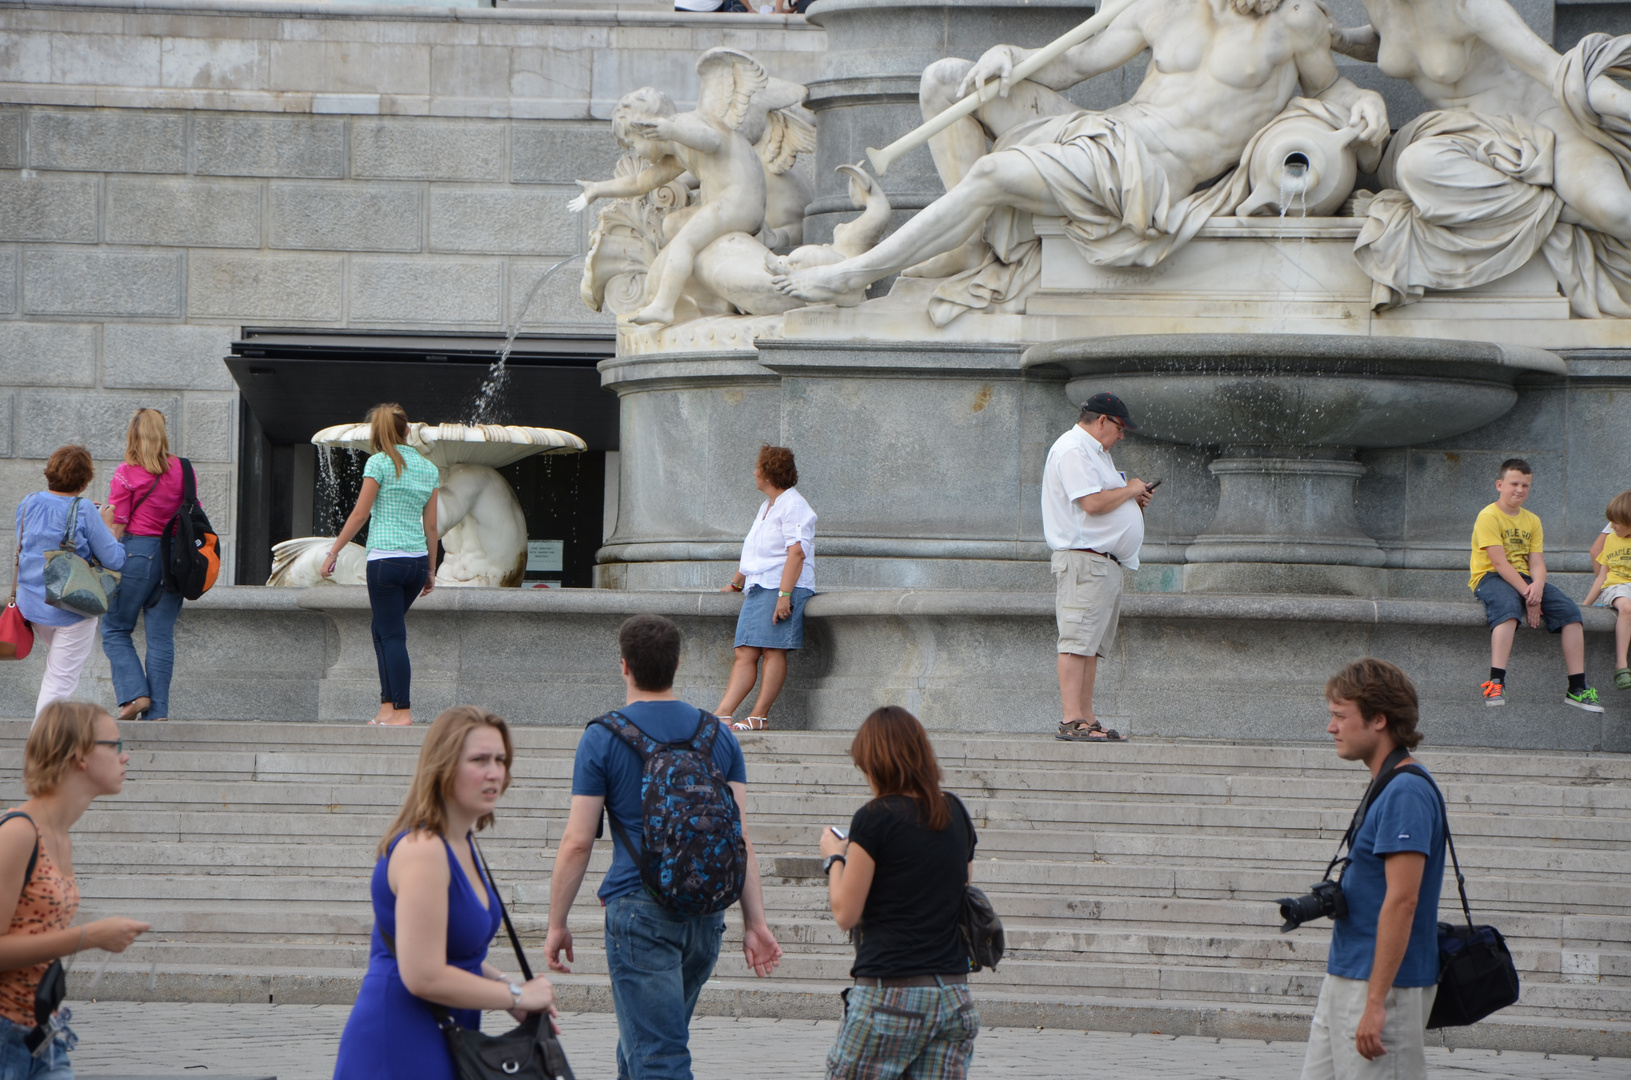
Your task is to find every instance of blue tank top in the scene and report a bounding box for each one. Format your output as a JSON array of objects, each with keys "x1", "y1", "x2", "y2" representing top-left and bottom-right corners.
[{"x1": 333, "y1": 832, "x2": 503, "y2": 1080}]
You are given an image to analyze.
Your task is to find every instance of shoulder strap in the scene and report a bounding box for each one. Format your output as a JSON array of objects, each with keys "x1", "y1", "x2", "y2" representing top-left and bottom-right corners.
[
  {"x1": 1324, "y1": 745, "x2": 1412, "y2": 880},
  {"x1": 178, "y1": 459, "x2": 197, "y2": 505},
  {"x1": 57, "y1": 499, "x2": 80, "y2": 551},
  {"x1": 127, "y1": 474, "x2": 162, "y2": 519},
  {"x1": 588, "y1": 711, "x2": 649, "y2": 863},
  {"x1": 1393, "y1": 763, "x2": 1473, "y2": 929},
  {"x1": 375, "y1": 835, "x2": 532, "y2": 1029},
  {"x1": 0, "y1": 812, "x2": 40, "y2": 887}
]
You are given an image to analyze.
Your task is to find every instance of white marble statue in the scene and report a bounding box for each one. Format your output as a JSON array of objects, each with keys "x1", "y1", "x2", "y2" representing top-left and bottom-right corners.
[
  {"x1": 772, "y1": 0, "x2": 1387, "y2": 320},
  {"x1": 570, "y1": 48, "x2": 815, "y2": 327},
  {"x1": 1331, "y1": 7, "x2": 1631, "y2": 316},
  {"x1": 266, "y1": 423, "x2": 585, "y2": 589}
]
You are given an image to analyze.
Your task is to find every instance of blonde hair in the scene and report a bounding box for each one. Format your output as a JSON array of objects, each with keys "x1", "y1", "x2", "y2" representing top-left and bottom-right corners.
[
  {"x1": 377, "y1": 706, "x2": 513, "y2": 856},
  {"x1": 124, "y1": 409, "x2": 171, "y2": 476},
  {"x1": 1609, "y1": 491, "x2": 1631, "y2": 529},
  {"x1": 367, "y1": 403, "x2": 409, "y2": 478},
  {"x1": 25, "y1": 702, "x2": 107, "y2": 796}
]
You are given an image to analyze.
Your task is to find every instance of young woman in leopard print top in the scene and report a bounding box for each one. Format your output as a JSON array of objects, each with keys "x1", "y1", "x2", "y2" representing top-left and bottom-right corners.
[{"x1": 0, "y1": 702, "x2": 149, "y2": 1076}]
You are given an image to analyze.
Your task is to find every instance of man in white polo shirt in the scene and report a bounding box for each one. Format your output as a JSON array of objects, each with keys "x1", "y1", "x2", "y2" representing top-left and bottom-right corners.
[{"x1": 1042, "y1": 392, "x2": 1153, "y2": 741}]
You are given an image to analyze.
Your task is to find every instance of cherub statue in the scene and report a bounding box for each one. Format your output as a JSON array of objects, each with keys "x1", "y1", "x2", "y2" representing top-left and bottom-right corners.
[{"x1": 569, "y1": 49, "x2": 783, "y2": 326}]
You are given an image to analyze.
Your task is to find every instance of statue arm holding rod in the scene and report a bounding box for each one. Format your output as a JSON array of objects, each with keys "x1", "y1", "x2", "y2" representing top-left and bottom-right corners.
[
  {"x1": 867, "y1": 0, "x2": 1144, "y2": 174},
  {"x1": 954, "y1": 8, "x2": 1153, "y2": 100}
]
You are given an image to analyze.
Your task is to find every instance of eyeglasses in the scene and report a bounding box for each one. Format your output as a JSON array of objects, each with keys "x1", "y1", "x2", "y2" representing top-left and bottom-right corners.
[
  {"x1": 1107, "y1": 418, "x2": 1127, "y2": 432},
  {"x1": 94, "y1": 739, "x2": 124, "y2": 754}
]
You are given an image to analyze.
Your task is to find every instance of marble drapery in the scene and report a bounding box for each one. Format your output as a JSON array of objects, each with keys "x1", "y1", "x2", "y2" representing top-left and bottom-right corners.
[
  {"x1": 926, "y1": 99, "x2": 1358, "y2": 326},
  {"x1": 1353, "y1": 33, "x2": 1631, "y2": 318}
]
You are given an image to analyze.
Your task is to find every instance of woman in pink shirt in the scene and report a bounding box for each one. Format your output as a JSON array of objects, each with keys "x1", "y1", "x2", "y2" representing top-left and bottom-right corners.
[{"x1": 97, "y1": 409, "x2": 195, "y2": 722}]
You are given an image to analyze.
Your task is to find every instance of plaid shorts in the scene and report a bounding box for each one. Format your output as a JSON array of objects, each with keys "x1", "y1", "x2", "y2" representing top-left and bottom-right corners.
[{"x1": 825, "y1": 982, "x2": 980, "y2": 1080}]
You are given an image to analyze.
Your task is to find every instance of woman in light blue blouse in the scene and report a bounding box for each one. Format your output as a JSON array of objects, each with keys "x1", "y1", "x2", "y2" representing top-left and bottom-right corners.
[
  {"x1": 322, "y1": 404, "x2": 441, "y2": 726},
  {"x1": 13, "y1": 446, "x2": 126, "y2": 721}
]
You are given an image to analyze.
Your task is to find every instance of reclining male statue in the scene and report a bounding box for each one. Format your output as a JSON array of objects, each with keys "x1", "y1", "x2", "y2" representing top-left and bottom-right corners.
[{"x1": 773, "y1": 0, "x2": 1387, "y2": 319}]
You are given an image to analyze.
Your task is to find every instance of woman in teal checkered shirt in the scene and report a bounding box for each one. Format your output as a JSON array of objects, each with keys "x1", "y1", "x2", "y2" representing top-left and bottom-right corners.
[{"x1": 321, "y1": 404, "x2": 441, "y2": 726}]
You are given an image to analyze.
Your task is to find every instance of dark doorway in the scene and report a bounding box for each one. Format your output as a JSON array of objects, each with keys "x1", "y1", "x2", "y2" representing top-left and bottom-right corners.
[{"x1": 229, "y1": 329, "x2": 619, "y2": 586}]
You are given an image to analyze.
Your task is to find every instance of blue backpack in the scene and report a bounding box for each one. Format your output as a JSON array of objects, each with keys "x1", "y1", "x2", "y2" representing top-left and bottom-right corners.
[{"x1": 592, "y1": 709, "x2": 748, "y2": 916}]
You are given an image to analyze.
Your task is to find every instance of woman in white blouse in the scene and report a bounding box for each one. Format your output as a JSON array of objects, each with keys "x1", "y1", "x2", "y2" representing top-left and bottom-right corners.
[{"x1": 716, "y1": 445, "x2": 816, "y2": 731}]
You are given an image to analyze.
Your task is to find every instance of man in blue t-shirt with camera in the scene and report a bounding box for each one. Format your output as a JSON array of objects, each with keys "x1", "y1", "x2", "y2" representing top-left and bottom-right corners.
[{"x1": 1303, "y1": 659, "x2": 1446, "y2": 1080}]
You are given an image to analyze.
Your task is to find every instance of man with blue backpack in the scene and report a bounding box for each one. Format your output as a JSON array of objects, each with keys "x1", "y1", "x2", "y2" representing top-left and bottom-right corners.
[{"x1": 546, "y1": 613, "x2": 783, "y2": 1080}]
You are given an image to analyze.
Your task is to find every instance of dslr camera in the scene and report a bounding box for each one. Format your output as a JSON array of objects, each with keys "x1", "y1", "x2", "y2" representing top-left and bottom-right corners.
[{"x1": 1275, "y1": 878, "x2": 1347, "y2": 933}]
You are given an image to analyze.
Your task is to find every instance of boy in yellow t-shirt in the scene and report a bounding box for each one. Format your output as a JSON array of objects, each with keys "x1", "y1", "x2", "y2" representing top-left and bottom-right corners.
[
  {"x1": 1468, "y1": 459, "x2": 1601, "y2": 712},
  {"x1": 1583, "y1": 490, "x2": 1631, "y2": 691}
]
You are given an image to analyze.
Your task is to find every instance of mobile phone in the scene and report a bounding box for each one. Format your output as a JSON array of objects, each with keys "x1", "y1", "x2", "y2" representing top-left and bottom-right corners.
[
  {"x1": 1144, "y1": 478, "x2": 1163, "y2": 491},
  {"x1": 829, "y1": 827, "x2": 849, "y2": 841}
]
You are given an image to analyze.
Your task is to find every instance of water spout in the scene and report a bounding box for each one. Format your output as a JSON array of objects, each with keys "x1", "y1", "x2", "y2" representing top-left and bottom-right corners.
[{"x1": 470, "y1": 252, "x2": 587, "y2": 424}]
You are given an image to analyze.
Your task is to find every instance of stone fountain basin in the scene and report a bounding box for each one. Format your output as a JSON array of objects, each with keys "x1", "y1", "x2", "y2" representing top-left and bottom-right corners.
[
  {"x1": 1021, "y1": 334, "x2": 1566, "y2": 449},
  {"x1": 312, "y1": 421, "x2": 586, "y2": 468}
]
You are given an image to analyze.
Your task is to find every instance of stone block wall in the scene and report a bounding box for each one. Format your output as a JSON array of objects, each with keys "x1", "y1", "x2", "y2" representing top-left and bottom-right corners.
[{"x1": 0, "y1": 1, "x2": 827, "y2": 577}]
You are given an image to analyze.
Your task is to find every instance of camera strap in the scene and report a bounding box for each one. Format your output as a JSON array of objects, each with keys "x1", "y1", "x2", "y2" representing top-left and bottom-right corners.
[{"x1": 1324, "y1": 745, "x2": 1413, "y2": 882}]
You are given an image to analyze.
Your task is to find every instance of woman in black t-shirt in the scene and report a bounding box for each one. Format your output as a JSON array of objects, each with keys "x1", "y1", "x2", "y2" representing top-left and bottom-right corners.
[{"x1": 818, "y1": 706, "x2": 980, "y2": 1079}]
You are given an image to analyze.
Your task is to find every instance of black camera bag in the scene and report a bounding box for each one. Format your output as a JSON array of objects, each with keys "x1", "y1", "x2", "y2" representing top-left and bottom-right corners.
[
  {"x1": 1383, "y1": 765, "x2": 1520, "y2": 1028},
  {"x1": 1354, "y1": 764, "x2": 1520, "y2": 1028}
]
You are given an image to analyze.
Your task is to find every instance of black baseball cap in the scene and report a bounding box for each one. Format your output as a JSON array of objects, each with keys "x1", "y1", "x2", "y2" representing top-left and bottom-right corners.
[{"x1": 1080, "y1": 392, "x2": 1138, "y2": 430}]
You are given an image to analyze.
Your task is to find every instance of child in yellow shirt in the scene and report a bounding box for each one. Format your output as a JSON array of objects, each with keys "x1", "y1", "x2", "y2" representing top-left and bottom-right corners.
[
  {"x1": 1468, "y1": 459, "x2": 1601, "y2": 712},
  {"x1": 1583, "y1": 490, "x2": 1631, "y2": 691}
]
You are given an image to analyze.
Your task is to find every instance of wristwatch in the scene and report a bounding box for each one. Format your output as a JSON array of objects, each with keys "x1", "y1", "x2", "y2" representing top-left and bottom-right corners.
[
  {"x1": 823, "y1": 853, "x2": 847, "y2": 874},
  {"x1": 507, "y1": 981, "x2": 524, "y2": 1009}
]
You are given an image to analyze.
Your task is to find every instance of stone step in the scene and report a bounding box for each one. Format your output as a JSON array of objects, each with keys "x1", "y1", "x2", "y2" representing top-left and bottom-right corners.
[
  {"x1": 10, "y1": 720, "x2": 1622, "y2": 1032},
  {"x1": 60, "y1": 831, "x2": 1631, "y2": 882},
  {"x1": 11, "y1": 747, "x2": 1629, "y2": 815},
  {"x1": 7, "y1": 720, "x2": 1631, "y2": 781},
  {"x1": 99, "y1": 916, "x2": 1631, "y2": 989},
  {"x1": 43, "y1": 798, "x2": 1629, "y2": 849}
]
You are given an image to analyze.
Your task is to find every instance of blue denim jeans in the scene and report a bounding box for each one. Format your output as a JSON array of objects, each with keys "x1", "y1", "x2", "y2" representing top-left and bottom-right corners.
[
  {"x1": 603, "y1": 893, "x2": 725, "y2": 1080},
  {"x1": 365, "y1": 556, "x2": 427, "y2": 708},
  {"x1": 98, "y1": 535, "x2": 183, "y2": 718},
  {"x1": 0, "y1": 1017, "x2": 72, "y2": 1080}
]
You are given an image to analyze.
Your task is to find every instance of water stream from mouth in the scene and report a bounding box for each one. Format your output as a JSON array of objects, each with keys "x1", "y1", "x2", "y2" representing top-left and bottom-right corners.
[{"x1": 470, "y1": 253, "x2": 586, "y2": 424}]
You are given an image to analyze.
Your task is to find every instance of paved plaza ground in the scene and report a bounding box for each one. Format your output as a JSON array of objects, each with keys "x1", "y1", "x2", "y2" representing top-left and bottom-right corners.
[{"x1": 62, "y1": 1001, "x2": 1624, "y2": 1079}]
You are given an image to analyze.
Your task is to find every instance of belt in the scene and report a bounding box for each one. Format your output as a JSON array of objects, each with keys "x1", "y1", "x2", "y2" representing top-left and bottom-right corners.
[
  {"x1": 852, "y1": 974, "x2": 968, "y2": 988},
  {"x1": 1070, "y1": 548, "x2": 1120, "y2": 565}
]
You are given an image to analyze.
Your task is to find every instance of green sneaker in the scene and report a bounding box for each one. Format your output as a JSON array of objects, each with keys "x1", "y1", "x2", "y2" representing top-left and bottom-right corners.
[
  {"x1": 1615, "y1": 667, "x2": 1631, "y2": 691},
  {"x1": 1565, "y1": 686, "x2": 1605, "y2": 713}
]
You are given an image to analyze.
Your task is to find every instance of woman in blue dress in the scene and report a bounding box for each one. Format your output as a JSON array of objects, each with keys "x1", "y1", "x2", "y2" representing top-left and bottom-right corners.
[{"x1": 334, "y1": 706, "x2": 557, "y2": 1080}]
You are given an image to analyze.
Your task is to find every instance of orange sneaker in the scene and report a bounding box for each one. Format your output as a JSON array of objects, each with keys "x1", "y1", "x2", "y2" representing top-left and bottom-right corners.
[{"x1": 1481, "y1": 680, "x2": 1506, "y2": 707}]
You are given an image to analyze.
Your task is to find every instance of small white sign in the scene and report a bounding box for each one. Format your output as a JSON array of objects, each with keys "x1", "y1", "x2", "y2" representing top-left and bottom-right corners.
[{"x1": 527, "y1": 540, "x2": 565, "y2": 573}]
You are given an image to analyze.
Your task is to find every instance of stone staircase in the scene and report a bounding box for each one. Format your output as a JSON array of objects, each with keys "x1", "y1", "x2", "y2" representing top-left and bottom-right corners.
[{"x1": 0, "y1": 721, "x2": 1627, "y2": 1057}]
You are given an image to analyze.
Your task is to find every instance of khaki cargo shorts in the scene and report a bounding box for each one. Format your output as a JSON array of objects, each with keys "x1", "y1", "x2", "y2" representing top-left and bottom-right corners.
[{"x1": 1051, "y1": 549, "x2": 1123, "y2": 658}]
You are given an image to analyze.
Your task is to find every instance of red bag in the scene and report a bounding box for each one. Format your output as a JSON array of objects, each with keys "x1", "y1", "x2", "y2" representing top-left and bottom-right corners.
[{"x1": 0, "y1": 601, "x2": 33, "y2": 661}]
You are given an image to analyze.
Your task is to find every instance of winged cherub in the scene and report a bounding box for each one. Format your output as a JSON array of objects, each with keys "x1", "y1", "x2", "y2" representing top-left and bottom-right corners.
[{"x1": 569, "y1": 49, "x2": 773, "y2": 326}]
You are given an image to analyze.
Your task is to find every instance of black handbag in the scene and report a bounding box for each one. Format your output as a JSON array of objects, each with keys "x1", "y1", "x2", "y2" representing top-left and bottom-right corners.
[
  {"x1": 381, "y1": 840, "x2": 574, "y2": 1080},
  {"x1": 959, "y1": 886, "x2": 1005, "y2": 972},
  {"x1": 1390, "y1": 766, "x2": 1521, "y2": 1028}
]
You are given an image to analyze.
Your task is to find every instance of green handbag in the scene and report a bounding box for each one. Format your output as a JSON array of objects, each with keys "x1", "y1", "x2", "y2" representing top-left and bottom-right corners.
[{"x1": 42, "y1": 498, "x2": 120, "y2": 618}]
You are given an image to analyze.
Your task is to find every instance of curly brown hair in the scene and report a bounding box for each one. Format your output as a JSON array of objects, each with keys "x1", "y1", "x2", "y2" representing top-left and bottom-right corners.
[
  {"x1": 757, "y1": 445, "x2": 798, "y2": 490},
  {"x1": 44, "y1": 445, "x2": 94, "y2": 494},
  {"x1": 1325, "y1": 658, "x2": 1422, "y2": 751}
]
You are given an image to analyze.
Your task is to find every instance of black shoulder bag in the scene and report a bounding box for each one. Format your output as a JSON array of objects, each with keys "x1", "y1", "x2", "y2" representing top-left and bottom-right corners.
[
  {"x1": 0, "y1": 812, "x2": 67, "y2": 1051},
  {"x1": 1385, "y1": 765, "x2": 1522, "y2": 1028},
  {"x1": 380, "y1": 839, "x2": 574, "y2": 1080},
  {"x1": 948, "y1": 793, "x2": 1005, "y2": 971}
]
